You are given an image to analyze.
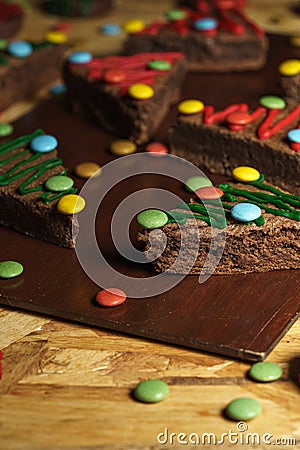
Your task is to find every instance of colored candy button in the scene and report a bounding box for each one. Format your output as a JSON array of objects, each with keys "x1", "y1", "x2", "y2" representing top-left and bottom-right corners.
[
  {"x1": 30, "y1": 135, "x2": 58, "y2": 153},
  {"x1": 137, "y1": 209, "x2": 168, "y2": 229},
  {"x1": 148, "y1": 60, "x2": 171, "y2": 71},
  {"x1": 57, "y1": 194, "x2": 85, "y2": 214},
  {"x1": 95, "y1": 288, "x2": 127, "y2": 307},
  {"x1": 110, "y1": 139, "x2": 137, "y2": 156},
  {"x1": 0, "y1": 39, "x2": 7, "y2": 50},
  {"x1": 194, "y1": 17, "x2": 218, "y2": 31},
  {"x1": 123, "y1": 19, "x2": 145, "y2": 34},
  {"x1": 7, "y1": 40, "x2": 32, "y2": 58},
  {"x1": 134, "y1": 379, "x2": 169, "y2": 403},
  {"x1": 0, "y1": 123, "x2": 13, "y2": 137},
  {"x1": 178, "y1": 99, "x2": 204, "y2": 115},
  {"x1": 104, "y1": 69, "x2": 126, "y2": 84},
  {"x1": 0, "y1": 261, "x2": 23, "y2": 279},
  {"x1": 45, "y1": 175, "x2": 74, "y2": 192},
  {"x1": 145, "y1": 142, "x2": 168, "y2": 155},
  {"x1": 231, "y1": 203, "x2": 261, "y2": 222},
  {"x1": 278, "y1": 59, "x2": 300, "y2": 76},
  {"x1": 195, "y1": 186, "x2": 223, "y2": 200},
  {"x1": 45, "y1": 31, "x2": 67, "y2": 44},
  {"x1": 226, "y1": 398, "x2": 262, "y2": 421},
  {"x1": 232, "y1": 166, "x2": 260, "y2": 183},
  {"x1": 100, "y1": 23, "x2": 121, "y2": 36},
  {"x1": 249, "y1": 362, "x2": 283, "y2": 382},
  {"x1": 165, "y1": 9, "x2": 186, "y2": 21},
  {"x1": 128, "y1": 83, "x2": 154, "y2": 100},
  {"x1": 68, "y1": 51, "x2": 92, "y2": 65},
  {"x1": 49, "y1": 83, "x2": 66, "y2": 96},
  {"x1": 259, "y1": 95, "x2": 286, "y2": 110},
  {"x1": 288, "y1": 128, "x2": 300, "y2": 143},
  {"x1": 74, "y1": 162, "x2": 101, "y2": 178},
  {"x1": 227, "y1": 112, "x2": 252, "y2": 126},
  {"x1": 185, "y1": 176, "x2": 212, "y2": 193}
]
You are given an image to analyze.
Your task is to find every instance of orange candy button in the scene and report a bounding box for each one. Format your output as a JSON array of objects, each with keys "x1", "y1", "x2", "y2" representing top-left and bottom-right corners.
[
  {"x1": 195, "y1": 186, "x2": 223, "y2": 200},
  {"x1": 95, "y1": 288, "x2": 127, "y2": 307},
  {"x1": 145, "y1": 142, "x2": 168, "y2": 155},
  {"x1": 227, "y1": 112, "x2": 252, "y2": 125},
  {"x1": 104, "y1": 69, "x2": 126, "y2": 84}
]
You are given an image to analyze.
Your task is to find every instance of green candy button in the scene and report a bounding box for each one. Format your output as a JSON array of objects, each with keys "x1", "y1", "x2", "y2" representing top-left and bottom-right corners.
[
  {"x1": 45, "y1": 175, "x2": 74, "y2": 192},
  {"x1": 165, "y1": 9, "x2": 186, "y2": 20},
  {"x1": 226, "y1": 398, "x2": 262, "y2": 421},
  {"x1": 249, "y1": 362, "x2": 283, "y2": 382},
  {"x1": 137, "y1": 209, "x2": 168, "y2": 229},
  {"x1": 0, "y1": 261, "x2": 23, "y2": 279},
  {"x1": 134, "y1": 379, "x2": 169, "y2": 403},
  {"x1": 0, "y1": 123, "x2": 13, "y2": 137},
  {"x1": 185, "y1": 176, "x2": 213, "y2": 193},
  {"x1": 0, "y1": 39, "x2": 7, "y2": 50},
  {"x1": 259, "y1": 95, "x2": 286, "y2": 110},
  {"x1": 148, "y1": 60, "x2": 171, "y2": 71}
]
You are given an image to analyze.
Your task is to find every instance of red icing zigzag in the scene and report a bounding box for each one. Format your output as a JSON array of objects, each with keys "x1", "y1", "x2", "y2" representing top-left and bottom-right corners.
[
  {"x1": 81, "y1": 53, "x2": 184, "y2": 94},
  {"x1": 202, "y1": 102, "x2": 300, "y2": 141}
]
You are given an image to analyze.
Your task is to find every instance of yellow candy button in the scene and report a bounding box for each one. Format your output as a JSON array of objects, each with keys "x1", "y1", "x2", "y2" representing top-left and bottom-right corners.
[
  {"x1": 178, "y1": 99, "x2": 204, "y2": 115},
  {"x1": 110, "y1": 139, "x2": 137, "y2": 156},
  {"x1": 232, "y1": 166, "x2": 260, "y2": 183},
  {"x1": 278, "y1": 59, "x2": 300, "y2": 76},
  {"x1": 128, "y1": 83, "x2": 154, "y2": 100},
  {"x1": 74, "y1": 162, "x2": 101, "y2": 179},
  {"x1": 123, "y1": 19, "x2": 145, "y2": 34},
  {"x1": 57, "y1": 194, "x2": 85, "y2": 214},
  {"x1": 45, "y1": 31, "x2": 68, "y2": 44}
]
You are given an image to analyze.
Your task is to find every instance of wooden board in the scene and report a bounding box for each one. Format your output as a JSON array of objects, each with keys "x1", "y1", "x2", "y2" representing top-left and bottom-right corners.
[{"x1": 0, "y1": 35, "x2": 299, "y2": 361}]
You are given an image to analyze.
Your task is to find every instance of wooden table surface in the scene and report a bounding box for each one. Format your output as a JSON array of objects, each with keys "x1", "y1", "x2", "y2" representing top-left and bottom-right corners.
[{"x1": 0, "y1": 1, "x2": 299, "y2": 449}]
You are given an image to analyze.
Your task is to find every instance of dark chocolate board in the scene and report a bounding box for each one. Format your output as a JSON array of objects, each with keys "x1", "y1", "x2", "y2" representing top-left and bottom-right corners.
[{"x1": 0, "y1": 35, "x2": 299, "y2": 361}]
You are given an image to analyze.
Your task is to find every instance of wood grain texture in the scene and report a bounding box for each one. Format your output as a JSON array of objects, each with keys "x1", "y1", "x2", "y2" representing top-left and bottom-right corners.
[{"x1": 0, "y1": 1, "x2": 299, "y2": 449}]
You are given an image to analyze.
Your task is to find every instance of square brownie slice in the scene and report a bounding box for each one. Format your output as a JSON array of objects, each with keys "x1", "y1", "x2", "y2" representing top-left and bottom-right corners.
[
  {"x1": 0, "y1": 40, "x2": 65, "y2": 111},
  {"x1": 170, "y1": 96, "x2": 300, "y2": 195},
  {"x1": 122, "y1": 2, "x2": 268, "y2": 72},
  {"x1": 63, "y1": 52, "x2": 186, "y2": 144},
  {"x1": 0, "y1": 129, "x2": 83, "y2": 248},
  {"x1": 137, "y1": 175, "x2": 300, "y2": 275}
]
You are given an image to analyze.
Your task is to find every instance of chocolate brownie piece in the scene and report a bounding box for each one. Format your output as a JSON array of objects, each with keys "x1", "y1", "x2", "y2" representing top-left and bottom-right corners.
[
  {"x1": 137, "y1": 176, "x2": 300, "y2": 275},
  {"x1": 170, "y1": 96, "x2": 300, "y2": 195},
  {"x1": 43, "y1": 0, "x2": 112, "y2": 16},
  {"x1": 0, "y1": 129, "x2": 83, "y2": 248},
  {"x1": 122, "y1": 2, "x2": 268, "y2": 72},
  {"x1": 63, "y1": 52, "x2": 186, "y2": 144},
  {"x1": 0, "y1": 40, "x2": 65, "y2": 111},
  {"x1": 0, "y1": 1, "x2": 23, "y2": 39},
  {"x1": 279, "y1": 59, "x2": 300, "y2": 102}
]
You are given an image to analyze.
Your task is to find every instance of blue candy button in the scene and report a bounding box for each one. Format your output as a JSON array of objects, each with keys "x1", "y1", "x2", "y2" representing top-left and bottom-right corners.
[
  {"x1": 288, "y1": 128, "x2": 300, "y2": 143},
  {"x1": 231, "y1": 203, "x2": 261, "y2": 222},
  {"x1": 100, "y1": 23, "x2": 121, "y2": 35},
  {"x1": 68, "y1": 51, "x2": 92, "y2": 65},
  {"x1": 30, "y1": 135, "x2": 58, "y2": 153},
  {"x1": 49, "y1": 83, "x2": 66, "y2": 96},
  {"x1": 7, "y1": 40, "x2": 33, "y2": 58},
  {"x1": 194, "y1": 17, "x2": 218, "y2": 31}
]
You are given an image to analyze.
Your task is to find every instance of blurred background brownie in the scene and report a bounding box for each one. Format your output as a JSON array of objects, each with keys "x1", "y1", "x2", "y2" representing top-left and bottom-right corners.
[
  {"x1": 43, "y1": 0, "x2": 113, "y2": 17},
  {"x1": 0, "y1": 1, "x2": 24, "y2": 38}
]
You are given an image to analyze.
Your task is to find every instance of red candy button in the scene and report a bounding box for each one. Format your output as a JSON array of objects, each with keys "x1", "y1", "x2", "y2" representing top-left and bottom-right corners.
[
  {"x1": 95, "y1": 288, "x2": 127, "y2": 307},
  {"x1": 227, "y1": 111, "x2": 252, "y2": 131},
  {"x1": 195, "y1": 186, "x2": 223, "y2": 200},
  {"x1": 104, "y1": 69, "x2": 126, "y2": 84},
  {"x1": 145, "y1": 142, "x2": 168, "y2": 155}
]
